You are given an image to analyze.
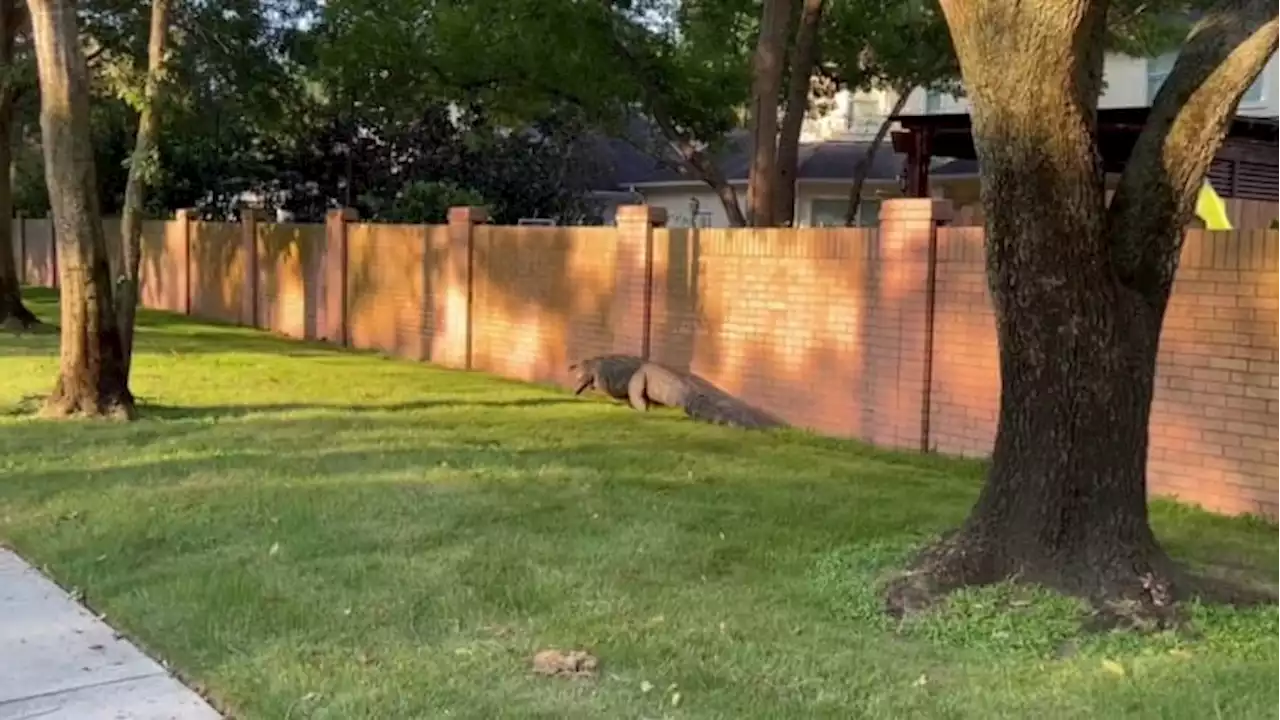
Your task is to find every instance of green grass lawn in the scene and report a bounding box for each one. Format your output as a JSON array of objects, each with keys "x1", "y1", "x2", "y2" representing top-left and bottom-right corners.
[{"x1": 1, "y1": 287, "x2": 1276, "y2": 719}]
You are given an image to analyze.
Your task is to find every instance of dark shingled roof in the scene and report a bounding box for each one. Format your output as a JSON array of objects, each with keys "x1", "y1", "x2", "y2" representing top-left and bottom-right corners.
[{"x1": 588, "y1": 120, "x2": 977, "y2": 189}]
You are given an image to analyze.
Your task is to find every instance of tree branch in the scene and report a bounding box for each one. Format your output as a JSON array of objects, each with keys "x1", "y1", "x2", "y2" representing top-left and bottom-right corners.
[
  {"x1": 596, "y1": 6, "x2": 748, "y2": 225},
  {"x1": 1107, "y1": 0, "x2": 1278, "y2": 302}
]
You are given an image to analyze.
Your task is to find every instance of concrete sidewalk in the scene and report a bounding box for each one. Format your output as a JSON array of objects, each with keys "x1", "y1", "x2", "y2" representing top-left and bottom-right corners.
[{"x1": 0, "y1": 549, "x2": 222, "y2": 720}]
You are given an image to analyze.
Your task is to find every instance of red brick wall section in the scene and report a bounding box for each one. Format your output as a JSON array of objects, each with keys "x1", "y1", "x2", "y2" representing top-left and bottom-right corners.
[
  {"x1": 1149, "y1": 231, "x2": 1278, "y2": 517},
  {"x1": 928, "y1": 227, "x2": 999, "y2": 456},
  {"x1": 677, "y1": 226, "x2": 880, "y2": 436},
  {"x1": 14, "y1": 209, "x2": 1277, "y2": 519},
  {"x1": 187, "y1": 221, "x2": 245, "y2": 324},
  {"x1": 611, "y1": 205, "x2": 666, "y2": 357},
  {"x1": 428, "y1": 207, "x2": 483, "y2": 370},
  {"x1": 138, "y1": 216, "x2": 190, "y2": 313},
  {"x1": 314, "y1": 208, "x2": 356, "y2": 345},
  {"x1": 471, "y1": 224, "x2": 621, "y2": 386},
  {"x1": 345, "y1": 222, "x2": 428, "y2": 360},
  {"x1": 256, "y1": 222, "x2": 326, "y2": 340}
]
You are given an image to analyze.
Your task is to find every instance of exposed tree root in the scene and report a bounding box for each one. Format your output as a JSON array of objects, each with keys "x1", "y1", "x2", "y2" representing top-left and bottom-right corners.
[
  {"x1": 882, "y1": 528, "x2": 1214, "y2": 633},
  {"x1": 40, "y1": 384, "x2": 136, "y2": 421}
]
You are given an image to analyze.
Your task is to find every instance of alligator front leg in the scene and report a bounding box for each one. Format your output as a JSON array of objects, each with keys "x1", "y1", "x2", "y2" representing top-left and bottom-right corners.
[{"x1": 626, "y1": 370, "x2": 651, "y2": 412}]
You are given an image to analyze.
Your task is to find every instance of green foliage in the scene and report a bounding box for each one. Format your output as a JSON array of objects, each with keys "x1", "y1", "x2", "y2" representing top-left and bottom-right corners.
[
  {"x1": 821, "y1": 0, "x2": 961, "y2": 96},
  {"x1": 361, "y1": 180, "x2": 485, "y2": 224}
]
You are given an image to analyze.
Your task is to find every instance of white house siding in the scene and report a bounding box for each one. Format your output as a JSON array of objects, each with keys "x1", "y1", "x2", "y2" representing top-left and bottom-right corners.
[
  {"x1": 809, "y1": 51, "x2": 1278, "y2": 143},
  {"x1": 634, "y1": 178, "x2": 979, "y2": 228},
  {"x1": 896, "y1": 51, "x2": 1274, "y2": 117}
]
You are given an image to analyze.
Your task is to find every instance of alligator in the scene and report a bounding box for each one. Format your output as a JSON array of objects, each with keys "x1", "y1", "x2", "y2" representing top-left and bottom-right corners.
[
  {"x1": 570, "y1": 353, "x2": 786, "y2": 431},
  {"x1": 570, "y1": 354, "x2": 646, "y2": 401}
]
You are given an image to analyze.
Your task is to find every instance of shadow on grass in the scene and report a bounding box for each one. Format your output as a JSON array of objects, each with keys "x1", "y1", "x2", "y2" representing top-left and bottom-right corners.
[{"x1": 137, "y1": 398, "x2": 583, "y2": 420}]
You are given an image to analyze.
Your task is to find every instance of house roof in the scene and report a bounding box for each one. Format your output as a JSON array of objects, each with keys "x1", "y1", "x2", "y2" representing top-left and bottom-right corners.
[
  {"x1": 890, "y1": 106, "x2": 1280, "y2": 169},
  {"x1": 591, "y1": 120, "x2": 977, "y2": 190}
]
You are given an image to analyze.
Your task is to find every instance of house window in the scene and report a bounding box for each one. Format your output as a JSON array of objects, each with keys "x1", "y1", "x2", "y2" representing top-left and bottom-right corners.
[
  {"x1": 1149, "y1": 52, "x2": 1267, "y2": 105},
  {"x1": 925, "y1": 90, "x2": 944, "y2": 114},
  {"x1": 809, "y1": 198, "x2": 881, "y2": 227}
]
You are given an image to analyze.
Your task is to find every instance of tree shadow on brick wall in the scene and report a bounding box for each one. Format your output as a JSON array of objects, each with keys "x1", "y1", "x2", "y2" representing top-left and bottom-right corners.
[
  {"x1": 344, "y1": 223, "x2": 439, "y2": 362},
  {"x1": 255, "y1": 222, "x2": 326, "y2": 342},
  {"x1": 649, "y1": 226, "x2": 916, "y2": 445},
  {"x1": 188, "y1": 221, "x2": 247, "y2": 324},
  {"x1": 465, "y1": 224, "x2": 618, "y2": 388}
]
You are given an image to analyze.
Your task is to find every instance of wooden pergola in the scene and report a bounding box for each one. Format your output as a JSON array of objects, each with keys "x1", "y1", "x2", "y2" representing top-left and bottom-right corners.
[{"x1": 890, "y1": 107, "x2": 1280, "y2": 202}]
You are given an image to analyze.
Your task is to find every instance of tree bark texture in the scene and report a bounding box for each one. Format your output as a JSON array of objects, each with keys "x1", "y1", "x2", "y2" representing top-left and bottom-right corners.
[
  {"x1": 117, "y1": 0, "x2": 173, "y2": 377},
  {"x1": 29, "y1": 0, "x2": 134, "y2": 418},
  {"x1": 745, "y1": 0, "x2": 792, "y2": 226},
  {"x1": 843, "y1": 88, "x2": 910, "y2": 226},
  {"x1": 0, "y1": 0, "x2": 35, "y2": 329},
  {"x1": 889, "y1": 0, "x2": 1279, "y2": 611},
  {"x1": 774, "y1": 0, "x2": 824, "y2": 226}
]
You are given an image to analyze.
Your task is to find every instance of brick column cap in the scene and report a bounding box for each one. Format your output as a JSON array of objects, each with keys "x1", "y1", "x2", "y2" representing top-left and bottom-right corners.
[
  {"x1": 327, "y1": 207, "x2": 360, "y2": 222},
  {"x1": 617, "y1": 204, "x2": 668, "y2": 227},
  {"x1": 879, "y1": 198, "x2": 954, "y2": 224},
  {"x1": 174, "y1": 208, "x2": 196, "y2": 221},
  {"x1": 448, "y1": 206, "x2": 488, "y2": 224}
]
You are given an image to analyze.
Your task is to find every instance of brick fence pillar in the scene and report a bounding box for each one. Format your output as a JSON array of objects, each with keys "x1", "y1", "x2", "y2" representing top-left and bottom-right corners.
[
  {"x1": 613, "y1": 205, "x2": 667, "y2": 357},
  {"x1": 441, "y1": 206, "x2": 487, "y2": 369},
  {"x1": 239, "y1": 208, "x2": 266, "y2": 327},
  {"x1": 864, "y1": 198, "x2": 953, "y2": 451},
  {"x1": 320, "y1": 207, "x2": 358, "y2": 345},
  {"x1": 174, "y1": 208, "x2": 194, "y2": 315}
]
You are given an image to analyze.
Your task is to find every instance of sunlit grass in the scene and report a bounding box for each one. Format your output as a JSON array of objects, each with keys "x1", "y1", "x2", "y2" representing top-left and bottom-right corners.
[{"x1": 1, "y1": 287, "x2": 1275, "y2": 719}]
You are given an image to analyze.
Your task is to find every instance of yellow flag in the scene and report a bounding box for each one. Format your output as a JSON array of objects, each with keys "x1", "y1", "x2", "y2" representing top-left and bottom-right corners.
[{"x1": 1195, "y1": 181, "x2": 1233, "y2": 230}]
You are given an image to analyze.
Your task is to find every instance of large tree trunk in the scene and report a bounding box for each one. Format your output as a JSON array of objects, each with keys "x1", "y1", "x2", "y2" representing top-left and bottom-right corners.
[
  {"x1": 29, "y1": 0, "x2": 134, "y2": 419},
  {"x1": 774, "y1": 0, "x2": 824, "y2": 226},
  {"x1": 843, "y1": 88, "x2": 910, "y2": 226},
  {"x1": 887, "y1": 0, "x2": 1278, "y2": 616},
  {"x1": 117, "y1": 0, "x2": 173, "y2": 377},
  {"x1": 0, "y1": 0, "x2": 35, "y2": 329},
  {"x1": 745, "y1": 0, "x2": 792, "y2": 226}
]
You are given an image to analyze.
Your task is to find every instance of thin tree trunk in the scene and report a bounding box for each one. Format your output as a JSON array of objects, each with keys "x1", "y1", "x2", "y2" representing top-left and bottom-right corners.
[
  {"x1": 0, "y1": 0, "x2": 35, "y2": 329},
  {"x1": 646, "y1": 106, "x2": 748, "y2": 227},
  {"x1": 887, "y1": 0, "x2": 1278, "y2": 616},
  {"x1": 844, "y1": 89, "x2": 910, "y2": 226},
  {"x1": 117, "y1": 0, "x2": 173, "y2": 377},
  {"x1": 29, "y1": 0, "x2": 134, "y2": 419},
  {"x1": 775, "y1": 0, "x2": 824, "y2": 226},
  {"x1": 745, "y1": 0, "x2": 792, "y2": 226},
  {"x1": 0, "y1": 96, "x2": 35, "y2": 328},
  {"x1": 686, "y1": 149, "x2": 747, "y2": 227}
]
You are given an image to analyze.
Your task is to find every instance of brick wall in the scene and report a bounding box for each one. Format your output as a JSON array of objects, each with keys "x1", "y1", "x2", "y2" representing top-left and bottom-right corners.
[
  {"x1": 13, "y1": 207, "x2": 1278, "y2": 519},
  {"x1": 471, "y1": 224, "x2": 620, "y2": 385},
  {"x1": 345, "y1": 222, "x2": 429, "y2": 360}
]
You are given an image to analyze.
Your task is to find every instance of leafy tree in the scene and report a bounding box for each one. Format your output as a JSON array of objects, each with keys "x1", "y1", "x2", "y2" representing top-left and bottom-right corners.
[
  {"x1": 363, "y1": 181, "x2": 485, "y2": 224},
  {"x1": 820, "y1": 0, "x2": 959, "y2": 225},
  {"x1": 30, "y1": 0, "x2": 134, "y2": 418},
  {"x1": 887, "y1": 0, "x2": 1278, "y2": 616},
  {"x1": 313, "y1": 0, "x2": 756, "y2": 225}
]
